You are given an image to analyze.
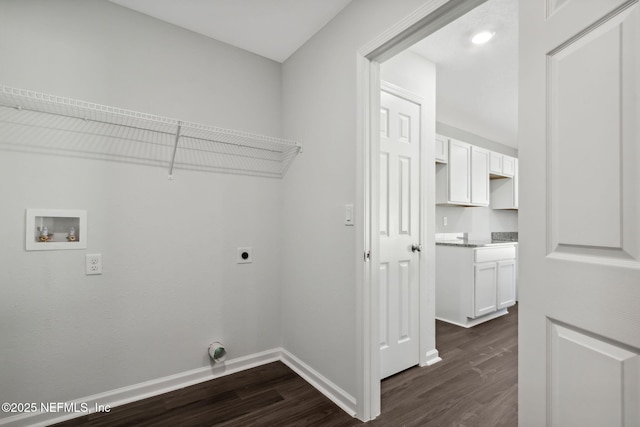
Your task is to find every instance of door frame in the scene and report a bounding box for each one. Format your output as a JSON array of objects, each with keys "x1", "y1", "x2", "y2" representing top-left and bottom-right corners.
[{"x1": 354, "y1": 0, "x2": 488, "y2": 420}]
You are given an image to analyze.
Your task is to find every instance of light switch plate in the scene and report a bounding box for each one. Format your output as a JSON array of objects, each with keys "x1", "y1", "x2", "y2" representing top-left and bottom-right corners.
[{"x1": 345, "y1": 204, "x2": 354, "y2": 226}]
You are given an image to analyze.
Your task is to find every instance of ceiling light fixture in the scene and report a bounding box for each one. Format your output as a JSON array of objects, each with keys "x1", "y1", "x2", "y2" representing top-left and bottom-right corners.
[{"x1": 471, "y1": 31, "x2": 495, "y2": 45}]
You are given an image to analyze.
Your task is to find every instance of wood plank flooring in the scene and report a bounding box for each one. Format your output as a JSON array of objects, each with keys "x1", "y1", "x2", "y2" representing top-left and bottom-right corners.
[
  {"x1": 53, "y1": 305, "x2": 517, "y2": 426},
  {"x1": 370, "y1": 304, "x2": 518, "y2": 426}
]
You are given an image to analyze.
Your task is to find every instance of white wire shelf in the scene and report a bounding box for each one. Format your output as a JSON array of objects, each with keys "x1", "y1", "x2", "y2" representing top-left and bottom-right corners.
[{"x1": 0, "y1": 85, "x2": 301, "y2": 178}]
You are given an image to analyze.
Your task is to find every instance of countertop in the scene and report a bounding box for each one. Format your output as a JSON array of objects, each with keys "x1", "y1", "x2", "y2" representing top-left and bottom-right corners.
[
  {"x1": 435, "y1": 232, "x2": 518, "y2": 248},
  {"x1": 435, "y1": 239, "x2": 518, "y2": 248}
]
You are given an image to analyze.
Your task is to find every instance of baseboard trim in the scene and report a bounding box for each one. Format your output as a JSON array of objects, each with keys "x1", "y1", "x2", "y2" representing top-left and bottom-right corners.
[
  {"x1": 0, "y1": 349, "x2": 281, "y2": 427},
  {"x1": 436, "y1": 308, "x2": 509, "y2": 329},
  {"x1": 280, "y1": 349, "x2": 357, "y2": 417},
  {"x1": 420, "y1": 349, "x2": 442, "y2": 367},
  {"x1": 0, "y1": 348, "x2": 358, "y2": 426}
]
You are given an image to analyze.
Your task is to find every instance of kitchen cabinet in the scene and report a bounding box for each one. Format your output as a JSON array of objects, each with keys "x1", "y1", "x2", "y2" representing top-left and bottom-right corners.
[
  {"x1": 489, "y1": 151, "x2": 503, "y2": 175},
  {"x1": 496, "y1": 259, "x2": 517, "y2": 309},
  {"x1": 436, "y1": 243, "x2": 517, "y2": 328},
  {"x1": 474, "y1": 262, "x2": 497, "y2": 317},
  {"x1": 447, "y1": 139, "x2": 471, "y2": 204},
  {"x1": 435, "y1": 134, "x2": 448, "y2": 163},
  {"x1": 491, "y1": 159, "x2": 519, "y2": 209},
  {"x1": 436, "y1": 139, "x2": 489, "y2": 207},
  {"x1": 503, "y1": 156, "x2": 516, "y2": 176},
  {"x1": 489, "y1": 152, "x2": 516, "y2": 178},
  {"x1": 471, "y1": 146, "x2": 490, "y2": 205}
]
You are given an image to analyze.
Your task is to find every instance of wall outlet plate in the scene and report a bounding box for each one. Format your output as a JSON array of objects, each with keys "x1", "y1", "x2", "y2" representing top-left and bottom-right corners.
[
  {"x1": 237, "y1": 247, "x2": 252, "y2": 264},
  {"x1": 85, "y1": 254, "x2": 102, "y2": 275}
]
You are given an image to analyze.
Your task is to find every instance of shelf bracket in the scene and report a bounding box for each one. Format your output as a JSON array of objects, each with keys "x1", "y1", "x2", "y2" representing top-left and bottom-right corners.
[{"x1": 168, "y1": 123, "x2": 182, "y2": 180}]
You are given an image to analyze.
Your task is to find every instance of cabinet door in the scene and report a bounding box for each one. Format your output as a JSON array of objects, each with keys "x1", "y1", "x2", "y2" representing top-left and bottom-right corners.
[
  {"x1": 471, "y1": 146, "x2": 490, "y2": 206},
  {"x1": 448, "y1": 140, "x2": 471, "y2": 204},
  {"x1": 513, "y1": 159, "x2": 519, "y2": 208},
  {"x1": 497, "y1": 259, "x2": 516, "y2": 309},
  {"x1": 502, "y1": 155, "x2": 516, "y2": 177},
  {"x1": 490, "y1": 151, "x2": 503, "y2": 174},
  {"x1": 435, "y1": 135, "x2": 448, "y2": 163},
  {"x1": 474, "y1": 262, "x2": 497, "y2": 318}
]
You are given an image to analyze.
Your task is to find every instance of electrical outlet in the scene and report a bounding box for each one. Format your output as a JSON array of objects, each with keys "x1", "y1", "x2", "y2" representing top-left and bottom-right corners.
[
  {"x1": 443, "y1": 216, "x2": 448, "y2": 226},
  {"x1": 85, "y1": 254, "x2": 102, "y2": 275},
  {"x1": 237, "y1": 247, "x2": 252, "y2": 264}
]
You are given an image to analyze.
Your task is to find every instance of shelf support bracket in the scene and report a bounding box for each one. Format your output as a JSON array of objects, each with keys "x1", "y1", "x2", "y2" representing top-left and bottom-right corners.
[{"x1": 168, "y1": 123, "x2": 182, "y2": 180}]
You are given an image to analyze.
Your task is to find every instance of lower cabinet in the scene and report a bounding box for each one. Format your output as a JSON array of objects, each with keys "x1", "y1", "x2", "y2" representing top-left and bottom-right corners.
[
  {"x1": 496, "y1": 259, "x2": 516, "y2": 309},
  {"x1": 474, "y1": 262, "x2": 498, "y2": 317},
  {"x1": 436, "y1": 244, "x2": 517, "y2": 328}
]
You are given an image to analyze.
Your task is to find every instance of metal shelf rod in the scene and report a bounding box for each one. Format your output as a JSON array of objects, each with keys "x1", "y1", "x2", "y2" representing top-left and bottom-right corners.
[{"x1": 168, "y1": 123, "x2": 182, "y2": 180}]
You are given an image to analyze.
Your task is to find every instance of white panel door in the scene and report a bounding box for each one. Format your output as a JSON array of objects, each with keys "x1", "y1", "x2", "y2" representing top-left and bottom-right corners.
[
  {"x1": 519, "y1": 1, "x2": 640, "y2": 426},
  {"x1": 379, "y1": 88, "x2": 420, "y2": 380}
]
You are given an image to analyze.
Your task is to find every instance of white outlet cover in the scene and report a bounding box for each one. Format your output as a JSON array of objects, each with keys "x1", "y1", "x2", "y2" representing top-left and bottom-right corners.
[
  {"x1": 85, "y1": 254, "x2": 102, "y2": 275},
  {"x1": 237, "y1": 247, "x2": 252, "y2": 264}
]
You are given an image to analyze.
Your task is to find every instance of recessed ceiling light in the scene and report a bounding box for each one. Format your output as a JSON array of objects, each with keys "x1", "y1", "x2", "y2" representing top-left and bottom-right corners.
[{"x1": 471, "y1": 31, "x2": 495, "y2": 45}]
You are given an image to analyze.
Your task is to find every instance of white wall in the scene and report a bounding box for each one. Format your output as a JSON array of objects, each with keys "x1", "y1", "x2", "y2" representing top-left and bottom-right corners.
[
  {"x1": 0, "y1": 0, "x2": 284, "y2": 415},
  {"x1": 437, "y1": 122, "x2": 518, "y2": 157},
  {"x1": 435, "y1": 204, "x2": 518, "y2": 239},
  {"x1": 280, "y1": 0, "x2": 434, "y2": 401}
]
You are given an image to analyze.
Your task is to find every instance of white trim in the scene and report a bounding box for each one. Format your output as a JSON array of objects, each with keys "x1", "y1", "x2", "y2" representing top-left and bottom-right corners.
[
  {"x1": 435, "y1": 308, "x2": 510, "y2": 329},
  {"x1": 381, "y1": 81, "x2": 425, "y2": 104},
  {"x1": 355, "y1": 0, "x2": 489, "y2": 421},
  {"x1": 355, "y1": 51, "x2": 377, "y2": 420},
  {"x1": 280, "y1": 349, "x2": 357, "y2": 417},
  {"x1": 0, "y1": 348, "x2": 355, "y2": 427},
  {"x1": 421, "y1": 349, "x2": 442, "y2": 367},
  {"x1": 358, "y1": 0, "x2": 449, "y2": 60}
]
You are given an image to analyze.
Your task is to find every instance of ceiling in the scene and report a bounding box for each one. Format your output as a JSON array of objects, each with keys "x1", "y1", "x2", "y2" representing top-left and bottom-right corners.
[
  {"x1": 108, "y1": 0, "x2": 354, "y2": 63},
  {"x1": 409, "y1": 0, "x2": 518, "y2": 148},
  {"x1": 108, "y1": 0, "x2": 518, "y2": 148}
]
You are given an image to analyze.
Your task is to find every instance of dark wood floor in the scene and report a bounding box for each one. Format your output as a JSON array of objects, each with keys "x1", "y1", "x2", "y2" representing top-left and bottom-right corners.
[
  {"x1": 54, "y1": 305, "x2": 517, "y2": 426},
  {"x1": 370, "y1": 304, "x2": 518, "y2": 427}
]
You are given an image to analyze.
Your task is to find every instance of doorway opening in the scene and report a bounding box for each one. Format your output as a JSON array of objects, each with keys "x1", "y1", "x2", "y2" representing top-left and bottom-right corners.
[{"x1": 357, "y1": 0, "x2": 519, "y2": 421}]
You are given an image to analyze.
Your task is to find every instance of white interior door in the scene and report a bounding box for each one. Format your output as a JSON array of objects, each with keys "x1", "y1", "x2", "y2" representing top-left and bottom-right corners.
[
  {"x1": 519, "y1": 1, "x2": 640, "y2": 426},
  {"x1": 379, "y1": 86, "x2": 420, "y2": 380}
]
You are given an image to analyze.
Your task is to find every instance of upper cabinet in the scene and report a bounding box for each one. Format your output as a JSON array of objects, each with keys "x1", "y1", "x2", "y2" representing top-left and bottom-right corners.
[
  {"x1": 435, "y1": 134, "x2": 448, "y2": 163},
  {"x1": 471, "y1": 146, "x2": 490, "y2": 206},
  {"x1": 447, "y1": 139, "x2": 471, "y2": 204},
  {"x1": 491, "y1": 158, "x2": 519, "y2": 210},
  {"x1": 436, "y1": 139, "x2": 489, "y2": 207},
  {"x1": 489, "y1": 152, "x2": 516, "y2": 178},
  {"x1": 435, "y1": 134, "x2": 518, "y2": 210},
  {"x1": 503, "y1": 156, "x2": 516, "y2": 177}
]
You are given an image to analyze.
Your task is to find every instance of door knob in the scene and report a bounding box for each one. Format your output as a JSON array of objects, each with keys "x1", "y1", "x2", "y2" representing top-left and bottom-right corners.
[{"x1": 411, "y1": 244, "x2": 422, "y2": 253}]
